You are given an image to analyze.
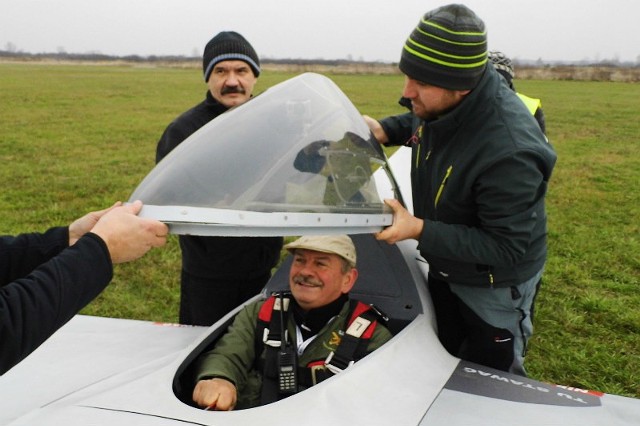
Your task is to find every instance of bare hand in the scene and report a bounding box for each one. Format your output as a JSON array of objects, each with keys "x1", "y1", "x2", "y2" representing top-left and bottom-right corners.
[
  {"x1": 375, "y1": 199, "x2": 423, "y2": 244},
  {"x1": 68, "y1": 202, "x2": 122, "y2": 246},
  {"x1": 363, "y1": 115, "x2": 389, "y2": 145},
  {"x1": 193, "y1": 378, "x2": 238, "y2": 411},
  {"x1": 90, "y1": 200, "x2": 168, "y2": 264}
]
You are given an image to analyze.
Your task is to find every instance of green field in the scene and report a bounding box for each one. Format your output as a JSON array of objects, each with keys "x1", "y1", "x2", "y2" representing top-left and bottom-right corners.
[{"x1": 0, "y1": 63, "x2": 638, "y2": 397}]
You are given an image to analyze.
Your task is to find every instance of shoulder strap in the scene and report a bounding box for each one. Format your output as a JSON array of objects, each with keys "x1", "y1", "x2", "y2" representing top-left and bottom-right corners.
[
  {"x1": 257, "y1": 297, "x2": 389, "y2": 399},
  {"x1": 323, "y1": 299, "x2": 388, "y2": 375},
  {"x1": 256, "y1": 292, "x2": 294, "y2": 405},
  {"x1": 255, "y1": 292, "x2": 292, "y2": 352}
]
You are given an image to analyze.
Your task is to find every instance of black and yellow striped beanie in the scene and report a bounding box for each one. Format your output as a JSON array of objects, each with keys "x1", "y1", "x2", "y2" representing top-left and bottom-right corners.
[{"x1": 399, "y1": 4, "x2": 488, "y2": 90}]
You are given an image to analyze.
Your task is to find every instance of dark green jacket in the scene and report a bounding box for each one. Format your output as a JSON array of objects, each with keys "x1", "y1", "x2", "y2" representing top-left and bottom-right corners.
[
  {"x1": 195, "y1": 297, "x2": 392, "y2": 409},
  {"x1": 381, "y1": 65, "x2": 556, "y2": 288}
]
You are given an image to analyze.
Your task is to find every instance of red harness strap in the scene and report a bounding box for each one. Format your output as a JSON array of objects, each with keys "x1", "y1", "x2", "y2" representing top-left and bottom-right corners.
[
  {"x1": 256, "y1": 294, "x2": 387, "y2": 397},
  {"x1": 258, "y1": 295, "x2": 278, "y2": 322},
  {"x1": 347, "y1": 300, "x2": 378, "y2": 340}
]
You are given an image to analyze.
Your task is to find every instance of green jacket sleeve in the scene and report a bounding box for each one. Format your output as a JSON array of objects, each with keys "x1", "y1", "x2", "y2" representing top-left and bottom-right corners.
[{"x1": 194, "y1": 301, "x2": 262, "y2": 389}]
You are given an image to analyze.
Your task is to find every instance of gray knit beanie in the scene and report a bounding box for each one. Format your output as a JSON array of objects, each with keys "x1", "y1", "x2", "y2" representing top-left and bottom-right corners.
[
  {"x1": 202, "y1": 31, "x2": 260, "y2": 82},
  {"x1": 399, "y1": 4, "x2": 488, "y2": 90},
  {"x1": 489, "y1": 51, "x2": 514, "y2": 80}
]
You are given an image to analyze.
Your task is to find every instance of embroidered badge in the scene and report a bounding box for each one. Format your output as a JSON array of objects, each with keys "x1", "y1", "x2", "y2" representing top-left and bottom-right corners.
[{"x1": 323, "y1": 331, "x2": 342, "y2": 351}]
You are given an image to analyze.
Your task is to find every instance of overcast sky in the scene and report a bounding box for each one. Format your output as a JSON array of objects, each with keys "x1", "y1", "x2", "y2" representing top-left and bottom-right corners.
[{"x1": 1, "y1": 0, "x2": 637, "y2": 63}]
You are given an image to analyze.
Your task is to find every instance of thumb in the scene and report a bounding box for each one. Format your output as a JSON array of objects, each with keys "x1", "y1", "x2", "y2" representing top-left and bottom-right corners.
[
  {"x1": 384, "y1": 198, "x2": 402, "y2": 212},
  {"x1": 91, "y1": 201, "x2": 124, "y2": 217},
  {"x1": 122, "y1": 200, "x2": 143, "y2": 215}
]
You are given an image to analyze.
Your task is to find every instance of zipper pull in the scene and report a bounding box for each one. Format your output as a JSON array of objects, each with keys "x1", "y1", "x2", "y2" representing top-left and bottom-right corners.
[{"x1": 434, "y1": 165, "x2": 453, "y2": 207}]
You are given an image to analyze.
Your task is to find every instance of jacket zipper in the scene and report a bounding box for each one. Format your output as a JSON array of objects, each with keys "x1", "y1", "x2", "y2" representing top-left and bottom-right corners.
[{"x1": 434, "y1": 165, "x2": 453, "y2": 208}]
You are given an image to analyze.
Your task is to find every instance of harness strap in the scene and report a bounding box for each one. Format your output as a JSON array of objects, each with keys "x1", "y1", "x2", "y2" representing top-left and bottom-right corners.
[
  {"x1": 257, "y1": 293, "x2": 293, "y2": 405},
  {"x1": 324, "y1": 300, "x2": 381, "y2": 374},
  {"x1": 259, "y1": 294, "x2": 290, "y2": 348},
  {"x1": 255, "y1": 293, "x2": 291, "y2": 368},
  {"x1": 257, "y1": 295, "x2": 388, "y2": 403}
]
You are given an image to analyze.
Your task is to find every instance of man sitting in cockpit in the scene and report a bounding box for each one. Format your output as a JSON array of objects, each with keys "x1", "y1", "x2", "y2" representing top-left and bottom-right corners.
[{"x1": 192, "y1": 235, "x2": 392, "y2": 410}]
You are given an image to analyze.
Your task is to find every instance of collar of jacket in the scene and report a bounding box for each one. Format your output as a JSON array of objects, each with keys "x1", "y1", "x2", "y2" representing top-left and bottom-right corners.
[
  {"x1": 291, "y1": 293, "x2": 349, "y2": 339},
  {"x1": 425, "y1": 65, "x2": 499, "y2": 138},
  {"x1": 203, "y1": 90, "x2": 231, "y2": 115}
]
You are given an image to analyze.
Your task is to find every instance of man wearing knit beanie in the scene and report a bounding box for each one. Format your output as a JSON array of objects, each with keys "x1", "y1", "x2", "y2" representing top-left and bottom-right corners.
[
  {"x1": 202, "y1": 32, "x2": 260, "y2": 83},
  {"x1": 155, "y1": 31, "x2": 282, "y2": 326},
  {"x1": 365, "y1": 4, "x2": 556, "y2": 377},
  {"x1": 399, "y1": 3, "x2": 488, "y2": 91}
]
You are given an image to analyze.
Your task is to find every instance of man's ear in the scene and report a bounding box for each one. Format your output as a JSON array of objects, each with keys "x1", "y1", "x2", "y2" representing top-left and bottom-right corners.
[{"x1": 341, "y1": 268, "x2": 358, "y2": 293}]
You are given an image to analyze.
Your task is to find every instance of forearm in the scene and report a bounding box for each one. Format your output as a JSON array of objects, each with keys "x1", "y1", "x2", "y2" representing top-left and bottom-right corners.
[
  {"x1": 0, "y1": 233, "x2": 112, "y2": 374},
  {"x1": 0, "y1": 227, "x2": 69, "y2": 285}
]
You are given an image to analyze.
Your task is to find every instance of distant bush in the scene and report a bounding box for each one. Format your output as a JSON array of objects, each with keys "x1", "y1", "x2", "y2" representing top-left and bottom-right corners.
[{"x1": 1, "y1": 51, "x2": 638, "y2": 81}]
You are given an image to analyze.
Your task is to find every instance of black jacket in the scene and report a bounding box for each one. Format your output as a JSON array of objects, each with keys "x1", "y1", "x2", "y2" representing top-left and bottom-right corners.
[
  {"x1": 156, "y1": 92, "x2": 282, "y2": 280},
  {"x1": 381, "y1": 66, "x2": 557, "y2": 288},
  {"x1": 0, "y1": 228, "x2": 112, "y2": 374}
]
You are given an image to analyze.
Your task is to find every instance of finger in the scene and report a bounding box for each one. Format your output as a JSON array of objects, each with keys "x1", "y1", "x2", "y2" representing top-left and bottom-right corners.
[
  {"x1": 107, "y1": 201, "x2": 123, "y2": 210},
  {"x1": 384, "y1": 198, "x2": 403, "y2": 213},
  {"x1": 375, "y1": 225, "x2": 396, "y2": 244},
  {"x1": 89, "y1": 201, "x2": 123, "y2": 219},
  {"x1": 122, "y1": 199, "x2": 143, "y2": 215},
  {"x1": 214, "y1": 396, "x2": 235, "y2": 411},
  {"x1": 104, "y1": 201, "x2": 124, "y2": 214},
  {"x1": 206, "y1": 393, "x2": 222, "y2": 410},
  {"x1": 151, "y1": 234, "x2": 168, "y2": 248},
  {"x1": 148, "y1": 220, "x2": 169, "y2": 239},
  {"x1": 193, "y1": 384, "x2": 218, "y2": 408}
]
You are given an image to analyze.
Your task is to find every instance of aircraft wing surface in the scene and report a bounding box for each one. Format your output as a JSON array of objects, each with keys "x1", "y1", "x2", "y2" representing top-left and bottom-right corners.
[{"x1": 0, "y1": 315, "x2": 206, "y2": 424}]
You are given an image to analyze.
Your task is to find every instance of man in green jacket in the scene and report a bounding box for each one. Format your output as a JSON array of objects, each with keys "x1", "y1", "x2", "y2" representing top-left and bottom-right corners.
[
  {"x1": 364, "y1": 4, "x2": 556, "y2": 376},
  {"x1": 192, "y1": 235, "x2": 392, "y2": 410}
]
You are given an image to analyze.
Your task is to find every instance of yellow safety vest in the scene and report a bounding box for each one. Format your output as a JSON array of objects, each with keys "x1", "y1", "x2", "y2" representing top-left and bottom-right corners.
[{"x1": 516, "y1": 93, "x2": 542, "y2": 116}]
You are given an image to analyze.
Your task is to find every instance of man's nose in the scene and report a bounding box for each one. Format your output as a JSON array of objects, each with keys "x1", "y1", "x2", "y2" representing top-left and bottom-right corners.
[
  {"x1": 402, "y1": 78, "x2": 417, "y2": 98},
  {"x1": 298, "y1": 265, "x2": 314, "y2": 276},
  {"x1": 225, "y1": 72, "x2": 240, "y2": 86}
]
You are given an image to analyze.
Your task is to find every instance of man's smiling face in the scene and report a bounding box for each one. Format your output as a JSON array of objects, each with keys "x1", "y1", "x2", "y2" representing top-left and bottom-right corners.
[{"x1": 289, "y1": 249, "x2": 357, "y2": 311}]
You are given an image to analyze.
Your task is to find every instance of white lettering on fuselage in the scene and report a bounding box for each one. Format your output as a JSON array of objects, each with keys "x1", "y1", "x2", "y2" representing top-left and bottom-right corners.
[{"x1": 462, "y1": 367, "x2": 595, "y2": 404}]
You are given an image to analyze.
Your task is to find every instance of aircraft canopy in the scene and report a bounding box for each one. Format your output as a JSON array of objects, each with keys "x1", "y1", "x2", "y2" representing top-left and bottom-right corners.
[{"x1": 129, "y1": 73, "x2": 400, "y2": 236}]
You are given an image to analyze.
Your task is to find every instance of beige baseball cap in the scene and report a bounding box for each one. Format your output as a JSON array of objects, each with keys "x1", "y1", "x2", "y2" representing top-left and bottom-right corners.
[{"x1": 284, "y1": 235, "x2": 356, "y2": 267}]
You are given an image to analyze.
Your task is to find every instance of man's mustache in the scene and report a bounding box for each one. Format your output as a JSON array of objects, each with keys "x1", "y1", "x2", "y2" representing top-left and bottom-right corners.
[
  {"x1": 221, "y1": 86, "x2": 246, "y2": 95},
  {"x1": 292, "y1": 275, "x2": 323, "y2": 287}
]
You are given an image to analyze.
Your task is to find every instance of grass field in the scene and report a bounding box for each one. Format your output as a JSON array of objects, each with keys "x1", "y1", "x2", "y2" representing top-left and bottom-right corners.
[{"x1": 0, "y1": 63, "x2": 638, "y2": 398}]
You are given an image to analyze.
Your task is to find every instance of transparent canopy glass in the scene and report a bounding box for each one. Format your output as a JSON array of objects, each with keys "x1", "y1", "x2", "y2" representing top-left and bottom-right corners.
[{"x1": 129, "y1": 73, "x2": 400, "y2": 236}]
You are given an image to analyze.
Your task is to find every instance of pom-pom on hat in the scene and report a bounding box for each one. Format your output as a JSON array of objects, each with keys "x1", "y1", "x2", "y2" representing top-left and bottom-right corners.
[
  {"x1": 399, "y1": 4, "x2": 488, "y2": 90},
  {"x1": 202, "y1": 31, "x2": 260, "y2": 82}
]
